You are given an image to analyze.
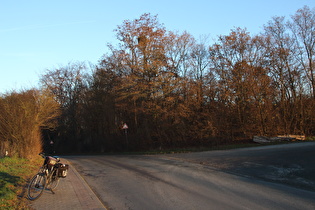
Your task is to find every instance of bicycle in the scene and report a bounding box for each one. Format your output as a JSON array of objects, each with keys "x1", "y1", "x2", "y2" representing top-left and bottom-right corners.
[{"x1": 27, "y1": 153, "x2": 69, "y2": 200}]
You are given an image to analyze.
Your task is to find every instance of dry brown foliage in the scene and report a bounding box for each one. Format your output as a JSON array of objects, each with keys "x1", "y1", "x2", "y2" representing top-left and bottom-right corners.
[{"x1": 0, "y1": 89, "x2": 60, "y2": 158}]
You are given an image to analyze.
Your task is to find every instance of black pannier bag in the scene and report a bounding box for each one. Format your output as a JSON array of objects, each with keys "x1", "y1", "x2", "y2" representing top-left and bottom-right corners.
[{"x1": 57, "y1": 164, "x2": 69, "y2": 178}]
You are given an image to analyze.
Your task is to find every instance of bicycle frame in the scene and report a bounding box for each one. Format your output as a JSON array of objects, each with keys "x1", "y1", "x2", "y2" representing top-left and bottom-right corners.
[{"x1": 27, "y1": 153, "x2": 62, "y2": 200}]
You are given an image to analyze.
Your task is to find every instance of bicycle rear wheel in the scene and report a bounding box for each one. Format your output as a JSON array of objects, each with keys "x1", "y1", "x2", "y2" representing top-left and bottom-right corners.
[
  {"x1": 27, "y1": 173, "x2": 46, "y2": 200},
  {"x1": 47, "y1": 172, "x2": 60, "y2": 190}
]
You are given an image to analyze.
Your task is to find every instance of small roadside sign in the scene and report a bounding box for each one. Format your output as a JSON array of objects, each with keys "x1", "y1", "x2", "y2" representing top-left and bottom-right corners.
[
  {"x1": 122, "y1": 123, "x2": 129, "y2": 149},
  {"x1": 122, "y1": 123, "x2": 128, "y2": 129}
]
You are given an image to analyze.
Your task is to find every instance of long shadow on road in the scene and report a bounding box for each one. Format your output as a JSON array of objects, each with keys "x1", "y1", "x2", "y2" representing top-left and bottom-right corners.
[{"x1": 171, "y1": 142, "x2": 315, "y2": 192}]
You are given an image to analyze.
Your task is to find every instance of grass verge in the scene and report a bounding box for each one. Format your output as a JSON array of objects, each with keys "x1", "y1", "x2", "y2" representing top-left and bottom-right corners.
[{"x1": 0, "y1": 156, "x2": 42, "y2": 210}]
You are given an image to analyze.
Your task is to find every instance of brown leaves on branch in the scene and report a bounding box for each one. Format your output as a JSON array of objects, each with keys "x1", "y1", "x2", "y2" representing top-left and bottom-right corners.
[{"x1": 3, "y1": 7, "x2": 315, "y2": 154}]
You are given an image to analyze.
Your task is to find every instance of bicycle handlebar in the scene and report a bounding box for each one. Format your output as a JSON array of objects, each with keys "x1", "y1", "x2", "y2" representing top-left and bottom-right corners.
[{"x1": 39, "y1": 152, "x2": 60, "y2": 163}]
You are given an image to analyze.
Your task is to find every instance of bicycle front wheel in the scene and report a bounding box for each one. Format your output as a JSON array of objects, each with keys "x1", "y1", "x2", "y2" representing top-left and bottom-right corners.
[{"x1": 27, "y1": 173, "x2": 46, "y2": 200}]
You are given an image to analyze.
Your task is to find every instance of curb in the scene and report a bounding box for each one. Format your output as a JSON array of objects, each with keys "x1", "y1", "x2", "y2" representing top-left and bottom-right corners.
[{"x1": 66, "y1": 159, "x2": 107, "y2": 210}]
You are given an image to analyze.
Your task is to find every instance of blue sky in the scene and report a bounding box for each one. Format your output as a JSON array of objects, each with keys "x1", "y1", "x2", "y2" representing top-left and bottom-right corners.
[{"x1": 1, "y1": 0, "x2": 314, "y2": 93}]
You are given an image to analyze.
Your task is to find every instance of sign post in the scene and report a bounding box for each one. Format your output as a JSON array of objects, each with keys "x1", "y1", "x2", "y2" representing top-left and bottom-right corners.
[
  {"x1": 50, "y1": 140, "x2": 55, "y2": 154},
  {"x1": 122, "y1": 123, "x2": 129, "y2": 149}
]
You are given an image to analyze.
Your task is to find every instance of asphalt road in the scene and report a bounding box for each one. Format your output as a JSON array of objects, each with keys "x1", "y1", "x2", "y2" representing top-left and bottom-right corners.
[{"x1": 67, "y1": 142, "x2": 315, "y2": 210}]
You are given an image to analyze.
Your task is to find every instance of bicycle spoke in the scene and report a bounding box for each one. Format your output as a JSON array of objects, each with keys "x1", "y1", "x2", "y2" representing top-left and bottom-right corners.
[{"x1": 27, "y1": 174, "x2": 46, "y2": 200}]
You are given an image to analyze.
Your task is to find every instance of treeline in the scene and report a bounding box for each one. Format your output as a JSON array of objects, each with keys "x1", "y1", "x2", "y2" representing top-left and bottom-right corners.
[{"x1": 1, "y1": 6, "x2": 315, "y2": 156}]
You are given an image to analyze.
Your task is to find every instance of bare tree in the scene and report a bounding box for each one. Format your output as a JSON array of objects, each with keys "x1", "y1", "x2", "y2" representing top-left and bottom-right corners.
[
  {"x1": 289, "y1": 6, "x2": 315, "y2": 98},
  {"x1": 40, "y1": 62, "x2": 89, "y2": 152}
]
